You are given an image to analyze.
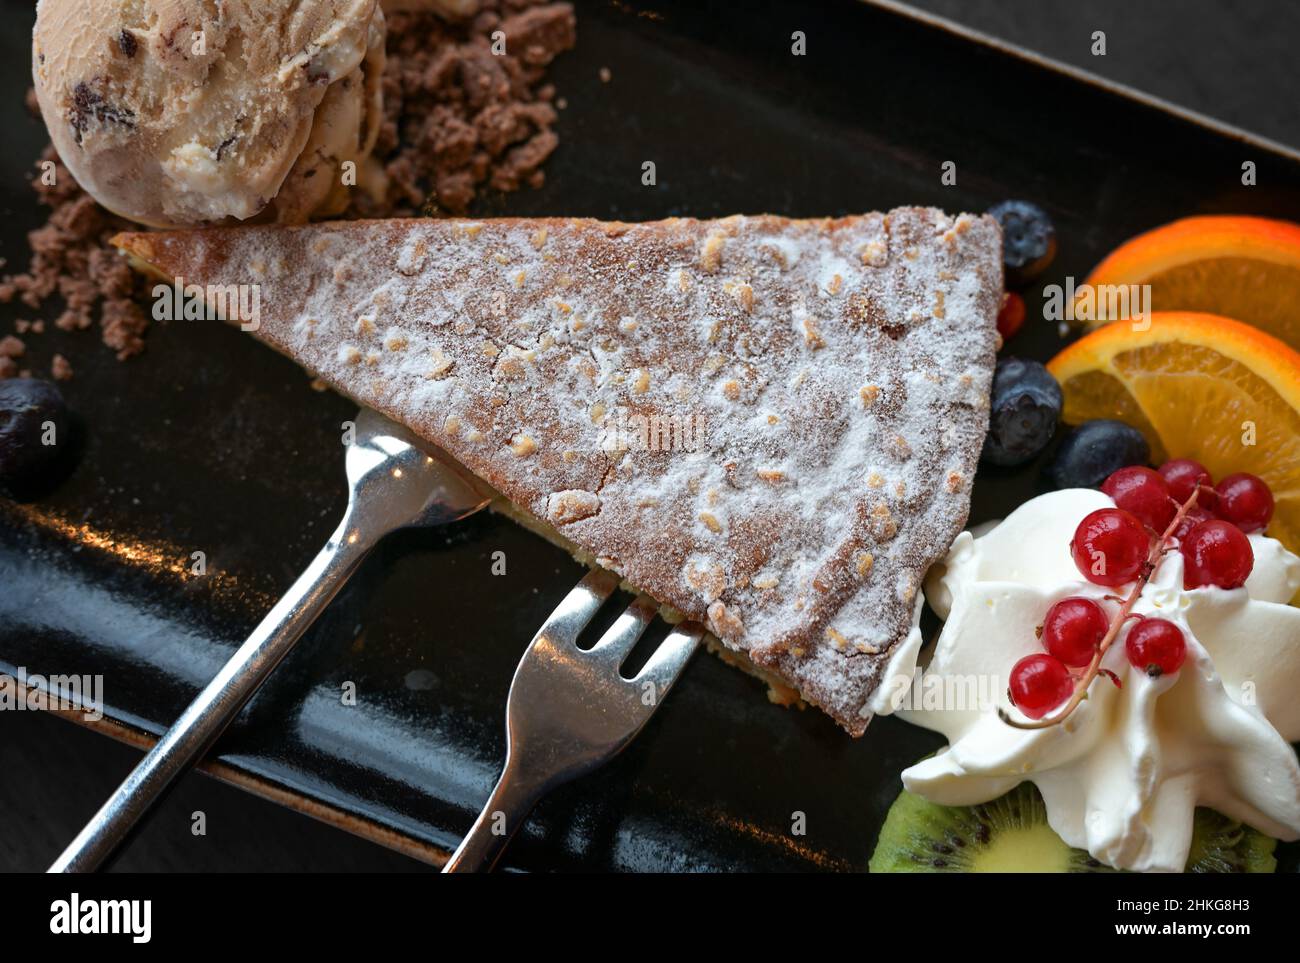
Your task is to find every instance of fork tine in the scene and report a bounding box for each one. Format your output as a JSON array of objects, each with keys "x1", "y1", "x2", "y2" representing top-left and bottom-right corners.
[
  {"x1": 588, "y1": 594, "x2": 659, "y2": 666},
  {"x1": 535, "y1": 569, "x2": 621, "y2": 648},
  {"x1": 632, "y1": 621, "x2": 705, "y2": 694}
]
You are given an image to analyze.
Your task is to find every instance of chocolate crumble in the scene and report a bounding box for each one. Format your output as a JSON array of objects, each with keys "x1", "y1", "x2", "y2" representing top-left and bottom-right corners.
[
  {"x1": 355, "y1": 2, "x2": 575, "y2": 216},
  {"x1": 0, "y1": 145, "x2": 148, "y2": 371}
]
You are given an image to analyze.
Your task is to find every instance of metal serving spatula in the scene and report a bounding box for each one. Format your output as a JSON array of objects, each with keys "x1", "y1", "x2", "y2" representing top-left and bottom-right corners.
[{"x1": 49, "y1": 408, "x2": 493, "y2": 872}]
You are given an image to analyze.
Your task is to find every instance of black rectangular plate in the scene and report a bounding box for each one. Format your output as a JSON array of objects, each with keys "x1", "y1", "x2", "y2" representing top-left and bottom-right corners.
[{"x1": 3, "y1": 0, "x2": 1298, "y2": 872}]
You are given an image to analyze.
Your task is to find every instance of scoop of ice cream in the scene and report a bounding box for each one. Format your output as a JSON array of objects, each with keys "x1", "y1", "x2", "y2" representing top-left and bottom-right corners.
[
  {"x1": 32, "y1": 0, "x2": 386, "y2": 227},
  {"x1": 881, "y1": 489, "x2": 1300, "y2": 872}
]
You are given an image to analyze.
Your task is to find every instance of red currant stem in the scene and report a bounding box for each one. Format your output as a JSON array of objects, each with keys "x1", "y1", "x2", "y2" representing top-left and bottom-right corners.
[{"x1": 999, "y1": 486, "x2": 1201, "y2": 731}]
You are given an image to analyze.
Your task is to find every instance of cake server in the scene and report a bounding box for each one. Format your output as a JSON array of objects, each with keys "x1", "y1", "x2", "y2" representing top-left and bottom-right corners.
[
  {"x1": 50, "y1": 407, "x2": 493, "y2": 873},
  {"x1": 443, "y1": 571, "x2": 704, "y2": 872}
]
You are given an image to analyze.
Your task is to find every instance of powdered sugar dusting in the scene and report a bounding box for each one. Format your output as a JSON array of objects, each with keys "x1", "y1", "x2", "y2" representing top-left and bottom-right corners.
[{"x1": 119, "y1": 209, "x2": 1002, "y2": 735}]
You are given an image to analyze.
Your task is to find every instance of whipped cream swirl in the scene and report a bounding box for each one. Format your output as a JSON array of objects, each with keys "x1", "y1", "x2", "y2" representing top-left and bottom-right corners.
[{"x1": 883, "y1": 488, "x2": 1300, "y2": 873}]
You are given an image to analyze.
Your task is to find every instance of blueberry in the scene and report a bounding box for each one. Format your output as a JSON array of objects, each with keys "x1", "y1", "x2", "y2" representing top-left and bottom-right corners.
[
  {"x1": 981, "y1": 357, "x2": 1062, "y2": 467},
  {"x1": 987, "y1": 199, "x2": 1057, "y2": 287},
  {"x1": 0, "y1": 378, "x2": 71, "y2": 494},
  {"x1": 1047, "y1": 419, "x2": 1151, "y2": 490}
]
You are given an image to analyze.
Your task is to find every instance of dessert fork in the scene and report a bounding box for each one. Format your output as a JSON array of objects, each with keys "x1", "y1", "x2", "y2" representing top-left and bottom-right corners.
[
  {"x1": 443, "y1": 571, "x2": 704, "y2": 872},
  {"x1": 50, "y1": 407, "x2": 493, "y2": 873}
]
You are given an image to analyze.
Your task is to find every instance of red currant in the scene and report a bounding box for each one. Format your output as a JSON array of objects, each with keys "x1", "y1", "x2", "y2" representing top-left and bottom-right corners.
[
  {"x1": 1070, "y1": 508, "x2": 1149, "y2": 586},
  {"x1": 1181, "y1": 520, "x2": 1254, "y2": 589},
  {"x1": 1008, "y1": 654, "x2": 1073, "y2": 719},
  {"x1": 1041, "y1": 597, "x2": 1108, "y2": 667},
  {"x1": 1102, "y1": 466, "x2": 1176, "y2": 532},
  {"x1": 1215, "y1": 472, "x2": 1274, "y2": 533},
  {"x1": 1172, "y1": 505, "x2": 1216, "y2": 544},
  {"x1": 1125, "y1": 617, "x2": 1186, "y2": 677},
  {"x1": 1158, "y1": 458, "x2": 1215, "y2": 508},
  {"x1": 996, "y1": 292, "x2": 1027, "y2": 341}
]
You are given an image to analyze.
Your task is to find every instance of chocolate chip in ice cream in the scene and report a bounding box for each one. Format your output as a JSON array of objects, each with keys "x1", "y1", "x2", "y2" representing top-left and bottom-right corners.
[{"x1": 69, "y1": 81, "x2": 135, "y2": 145}]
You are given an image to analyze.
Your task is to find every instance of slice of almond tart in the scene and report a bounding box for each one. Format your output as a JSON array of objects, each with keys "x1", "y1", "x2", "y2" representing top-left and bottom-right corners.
[{"x1": 114, "y1": 209, "x2": 1002, "y2": 735}]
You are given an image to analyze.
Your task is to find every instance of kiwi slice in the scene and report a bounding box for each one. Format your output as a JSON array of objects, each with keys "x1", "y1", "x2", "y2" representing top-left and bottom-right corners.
[
  {"x1": 870, "y1": 781, "x2": 1277, "y2": 873},
  {"x1": 870, "y1": 781, "x2": 1109, "y2": 872},
  {"x1": 1186, "y1": 808, "x2": 1278, "y2": 873}
]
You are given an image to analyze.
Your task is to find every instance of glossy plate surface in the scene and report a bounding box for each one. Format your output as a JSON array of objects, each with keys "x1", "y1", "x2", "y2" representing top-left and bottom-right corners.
[{"x1": 2, "y1": 0, "x2": 1298, "y2": 871}]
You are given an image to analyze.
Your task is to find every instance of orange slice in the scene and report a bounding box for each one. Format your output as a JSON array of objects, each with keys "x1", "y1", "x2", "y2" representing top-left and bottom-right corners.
[
  {"x1": 1048, "y1": 312, "x2": 1300, "y2": 556},
  {"x1": 1077, "y1": 216, "x2": 1300, "y2": 350}
]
